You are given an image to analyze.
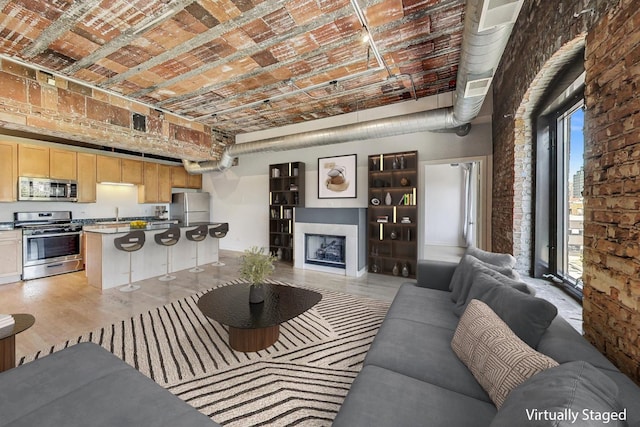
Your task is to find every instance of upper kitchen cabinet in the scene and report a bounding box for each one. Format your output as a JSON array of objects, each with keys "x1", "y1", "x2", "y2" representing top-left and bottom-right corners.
[
  {"x1": 18, "y1": 144, "x2": 77, "y2": 180},
  {"x1": 187, "y1": 172, "x2": 202, "y2": 189},
  {"x1": 49, "y1": 148, "x2": 77, "y2": 180},
  {"x1": 121, "y1": 159, "x2": 143, "y2": 185},
  {"x1": 139, "y1": 162, "x2": 172, "y2": 203},
  {"x1": 171, "y1": 165, "x2": 202, "y2": 189},
  {"x1": 18, "y1": 143, "x2": 49, "y2": 177},
  {"x1": 76, "y1": 152, "x2": 97, "y2": 203},
  {"x1": 96, "y1": 155, "x2": 120, "y2": 183},
  {"x1": 96, "y1": 155, "x2": 143, "y2": 184},
  {"x1": 0, "y1": 141, "x2": 17, "y2": 202}
]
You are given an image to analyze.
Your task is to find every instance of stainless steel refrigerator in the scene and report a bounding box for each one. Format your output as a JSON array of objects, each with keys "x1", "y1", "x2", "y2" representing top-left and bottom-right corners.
[{"x1": 171, "y1": 192, "x2": 210, "y2": 225}]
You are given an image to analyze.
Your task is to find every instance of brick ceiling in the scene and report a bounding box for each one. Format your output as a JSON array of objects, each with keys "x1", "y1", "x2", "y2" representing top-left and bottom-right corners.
[{"x1": 0, "y1": 0, "x2": 465, "y2": 136}]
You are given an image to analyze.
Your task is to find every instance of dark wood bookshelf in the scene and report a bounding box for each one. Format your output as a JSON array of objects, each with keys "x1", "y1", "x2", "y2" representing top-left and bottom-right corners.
[
  {"x1": 269, "y1": 162, "x2": 305, "y2": 264},
  {"x1": 367, "y1": 151, "x2": 418, "y2": 278}
]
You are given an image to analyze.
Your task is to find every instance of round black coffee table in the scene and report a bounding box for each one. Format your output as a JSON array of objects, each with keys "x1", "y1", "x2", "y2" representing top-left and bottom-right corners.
[{"x1": 197, "y1": 283, "x2": 322, "y2": 352}]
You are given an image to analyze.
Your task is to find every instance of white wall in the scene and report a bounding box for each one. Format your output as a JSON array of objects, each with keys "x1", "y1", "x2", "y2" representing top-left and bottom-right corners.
[{"x1": 202, "y1": 95, "x2": 493, "y2": 253}]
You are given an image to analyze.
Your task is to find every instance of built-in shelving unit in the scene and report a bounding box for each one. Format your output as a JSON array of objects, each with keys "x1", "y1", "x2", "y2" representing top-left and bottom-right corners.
[
  {"x1": 367, "y1": 151, "x2": 418, "y2": 278},
  {"x1": 269, "y1": 162, "x2": 305, "y2": 264}
]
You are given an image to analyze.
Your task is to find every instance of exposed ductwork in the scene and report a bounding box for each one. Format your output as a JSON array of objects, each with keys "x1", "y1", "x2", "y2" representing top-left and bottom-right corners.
[{"x1": 183, "y1": 0, "x2": 523, "y2": 174}]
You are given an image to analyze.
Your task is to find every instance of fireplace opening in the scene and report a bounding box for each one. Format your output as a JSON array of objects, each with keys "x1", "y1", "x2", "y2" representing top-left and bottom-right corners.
[{"x1": 305, "y1": 233, "x2": 346, "y2": 269}]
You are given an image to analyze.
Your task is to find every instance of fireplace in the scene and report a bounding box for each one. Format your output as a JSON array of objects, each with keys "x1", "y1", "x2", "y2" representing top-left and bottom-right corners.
[
  {"x1": 294, "y1": 208, "x2": 367, "y2": 277},
  {"x1": 305, "y1": 234, "x2": 346, "y2": 269}
]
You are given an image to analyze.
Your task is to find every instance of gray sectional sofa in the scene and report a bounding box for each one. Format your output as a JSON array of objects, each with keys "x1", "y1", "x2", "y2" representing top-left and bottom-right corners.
[
  {"x1": 0, "y1": 342, "x2": 218, "y2": 427},
  {"x1": 334, "y1": 249, "x2": 640, "y2": 427}
]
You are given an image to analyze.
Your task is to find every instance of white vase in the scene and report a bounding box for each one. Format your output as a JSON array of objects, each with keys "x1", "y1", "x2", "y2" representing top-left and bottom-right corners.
[{"x1": 385, "y1": 192, "x2": 392, "y2": 205}]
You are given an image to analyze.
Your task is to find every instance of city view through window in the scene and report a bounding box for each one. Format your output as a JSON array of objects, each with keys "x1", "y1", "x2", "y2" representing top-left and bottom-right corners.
[{"x1": 565, "y1": 105, "x2": 584, "y2": 289}]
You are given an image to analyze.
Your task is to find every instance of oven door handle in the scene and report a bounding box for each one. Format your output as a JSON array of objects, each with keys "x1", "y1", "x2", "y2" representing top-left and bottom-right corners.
[{"x1": 24, "y1": 231, "x2": 82, "y2": 239}]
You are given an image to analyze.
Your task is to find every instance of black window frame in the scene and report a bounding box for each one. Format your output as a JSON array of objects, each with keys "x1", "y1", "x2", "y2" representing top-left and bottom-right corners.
[{"x1": 533, "y1": 55, "x2": 585, "y2": 302}]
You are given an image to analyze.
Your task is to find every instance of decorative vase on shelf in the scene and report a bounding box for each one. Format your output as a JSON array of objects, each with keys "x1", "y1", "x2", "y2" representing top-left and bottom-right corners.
[
  {"x1": 392, "y1": 156, "x2": 399, "y2": 169},
  {"x1": 277, "y1": 248, "x2": 283, "y2": 260},
  {"x1": 392, "y1": 263, "x2": 399, "y2": 276},
  {"x1": 385, "y1": 192, "x2": 392, "y2": 205},
  {"x1": 274, "y1": 236, "x2": 280, "y2": 246},
  {"x1": 249, "y1": 284, "x2": 265, "y2": 304},
  {"x1": 399, "y1": 154, "x2": 406, "y2": 169},
  {"x1": 402, "y1": 263, "x2": 410, "y2": 278}
]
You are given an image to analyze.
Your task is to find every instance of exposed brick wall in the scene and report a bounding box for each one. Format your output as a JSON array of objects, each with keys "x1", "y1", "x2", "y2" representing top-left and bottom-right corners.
[
  {"x1": 0, "y1": 58, "x2": 233, "y2": 160},
  {"x1": 582, "y1": 1, "x2": 640, "y2": 383},
  {"x1": 493, "y1": 0, "x2": 640, "y2": 383},
  {"x1": 492, "y1": 0, "x2": 608, "y2": 271}
]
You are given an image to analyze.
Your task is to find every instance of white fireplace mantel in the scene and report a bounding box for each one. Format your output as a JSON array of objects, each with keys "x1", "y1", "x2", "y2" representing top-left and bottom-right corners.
[{"x1": 294, "y1": 222, "x2": 364, "y2": 277}]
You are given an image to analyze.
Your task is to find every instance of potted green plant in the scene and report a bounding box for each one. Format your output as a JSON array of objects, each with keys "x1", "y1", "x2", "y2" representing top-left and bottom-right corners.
[{"x1": 239, "y1": 246, "x2": 277, "y2": 304}]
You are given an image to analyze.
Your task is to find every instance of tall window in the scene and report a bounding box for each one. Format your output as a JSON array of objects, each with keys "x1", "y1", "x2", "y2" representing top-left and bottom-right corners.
[
  {"x1": 534, "y1": 63, "x2": 585, "y2": 301},
  {"x1": 559, "y1": 102, "x2": 585, "y2": 290}
]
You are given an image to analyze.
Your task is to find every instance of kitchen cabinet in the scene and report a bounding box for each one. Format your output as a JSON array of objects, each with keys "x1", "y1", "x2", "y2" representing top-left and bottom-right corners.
[
  {"x1": 18, "y1": 144, "x2": 49, "y2": 178},
  {"x1": 96, "y1": 155, "x2": 121, "y2": 183},
  {"x1": 171, "y1": 165, "x2": 202, "y2": 189},
  {"x1": 0, "y1": 230, "x2": 22, "y2": 285},
  {"x1": 187, "y1": 172, "x2": 202, "y2": 189},
  {"x1": 0, "y1": 141, "x2": 17, "y2": 202},
  {"x1": 77, "y1": 152, "x2": 97, "y2": 203},
  {"x1": 367, "y1": 150, "x2": 418, "y2": 279},
  {"x1": 49, "y1": 148, "x2": 77, "y2": 180},
  {"x1": 96, "y1": 156, "x2": 143, "y2": 184},
  {"x1": 171, "y1": 165, "x2": 187, "y2": 187},
  {"x1": 121, "y1": 159, "x2": 143, "y2": 185},
  {"x1": 158, "y1": 164, "x2": 172, "y2": 202},
  {"x1": 139, "y1": 163, "x2": 172, "y2": 203}
]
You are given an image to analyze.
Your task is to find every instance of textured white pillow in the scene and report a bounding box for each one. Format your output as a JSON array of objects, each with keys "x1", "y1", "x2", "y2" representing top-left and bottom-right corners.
[{"x1": 451, "y1": 299, "x2": 559, "y2": 408}]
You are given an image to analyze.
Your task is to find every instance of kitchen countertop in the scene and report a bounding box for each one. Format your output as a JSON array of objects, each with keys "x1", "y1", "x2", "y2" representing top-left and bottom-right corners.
[{"x1": 83, "y1": 222, "x2": 228, "y2": 234}]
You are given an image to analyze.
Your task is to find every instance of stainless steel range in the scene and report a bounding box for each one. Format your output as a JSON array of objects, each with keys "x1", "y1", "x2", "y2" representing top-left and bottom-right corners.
[{"x1": 14, "y1": 211, "x2": 83, "y2": 280}]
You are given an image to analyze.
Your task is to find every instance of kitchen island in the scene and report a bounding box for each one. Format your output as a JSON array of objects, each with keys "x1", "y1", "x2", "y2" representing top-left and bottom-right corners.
[{"x1": 84, "y1": 223, "x2": 228, "y2": 291}]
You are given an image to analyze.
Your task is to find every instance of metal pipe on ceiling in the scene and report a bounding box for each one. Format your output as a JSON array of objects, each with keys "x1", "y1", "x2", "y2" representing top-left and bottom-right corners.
[{"x1": 183, "y1": 0, "x2": 523, "y2": 174}]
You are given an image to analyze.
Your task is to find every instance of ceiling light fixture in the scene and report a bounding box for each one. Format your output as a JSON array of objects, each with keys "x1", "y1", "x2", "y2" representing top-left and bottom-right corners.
[{"x1": 349, "y1": 0, "x2": 390, "y2": 76}]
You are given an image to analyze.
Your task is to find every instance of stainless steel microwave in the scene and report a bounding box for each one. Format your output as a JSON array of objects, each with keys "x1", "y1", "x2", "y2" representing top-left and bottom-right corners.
[{"x1": 18, "y1": 177, "x2": 78, "y2": 202}]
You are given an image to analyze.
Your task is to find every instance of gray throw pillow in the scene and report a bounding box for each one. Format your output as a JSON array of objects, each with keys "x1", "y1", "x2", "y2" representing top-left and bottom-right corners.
[
  {"x1": 453, "y1": 270, "x2": 532, "y2": 317},
  {"x1": 466, "y1": 246, "x2": 516, "y2": 268},
  {"x1": 491, "y1": 361, "x2": 627, "y2": 427},
  {"x1": 449, "y1": 255, "x2": 520, "y2": 303},
  {"x1": 473, "y1": 276, "x2": 558, "y2": 348}
]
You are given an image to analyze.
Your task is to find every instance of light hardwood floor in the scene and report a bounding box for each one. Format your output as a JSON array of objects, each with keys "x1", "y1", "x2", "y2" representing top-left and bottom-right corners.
[{"x1": 0, "y1": 250, "x2": 407, "y2": 358}]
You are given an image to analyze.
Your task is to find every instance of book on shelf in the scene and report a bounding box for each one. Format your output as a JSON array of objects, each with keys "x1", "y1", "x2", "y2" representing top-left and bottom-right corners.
[
  {"x1": 397, "y1": 192, "x2": 417, "y2": 206},
  {"x1": 0, "y1": 314, "x2": 15, "y2": 328},
  {"x1": 376, "y1": 215, "x2": 389, "y2": 223}
]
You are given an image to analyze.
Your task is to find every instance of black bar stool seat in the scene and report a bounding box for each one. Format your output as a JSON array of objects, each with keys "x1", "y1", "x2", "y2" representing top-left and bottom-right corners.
[
  {"x1": 154, "y1": 226, "x2": 180, "y2": 281},
  {"x1": 185, "y1": 224, "x2": 208, "y2": 273},
  {"x1": 113, "y1": 230, "x2": 146, "y2": 292}
]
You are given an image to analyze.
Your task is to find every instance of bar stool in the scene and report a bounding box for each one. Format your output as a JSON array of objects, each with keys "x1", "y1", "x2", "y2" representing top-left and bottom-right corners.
[
  {"x1": 185, "y1": 225, "x2": 208, "y2": 273},
  {"x1": 154, "y1": 226, "x2": 180, "y2": 281},
  {"x1": 113, "y1": 230, "x2": 146, "y2": 292},
  {"x1": 208, "y1": 223, "x2": 229, "y2": 267}
]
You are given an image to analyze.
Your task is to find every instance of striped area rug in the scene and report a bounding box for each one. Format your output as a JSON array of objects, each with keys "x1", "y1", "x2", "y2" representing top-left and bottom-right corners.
[{"x1": 19, "y1": 280, "x2": 390, "y2": 426}]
